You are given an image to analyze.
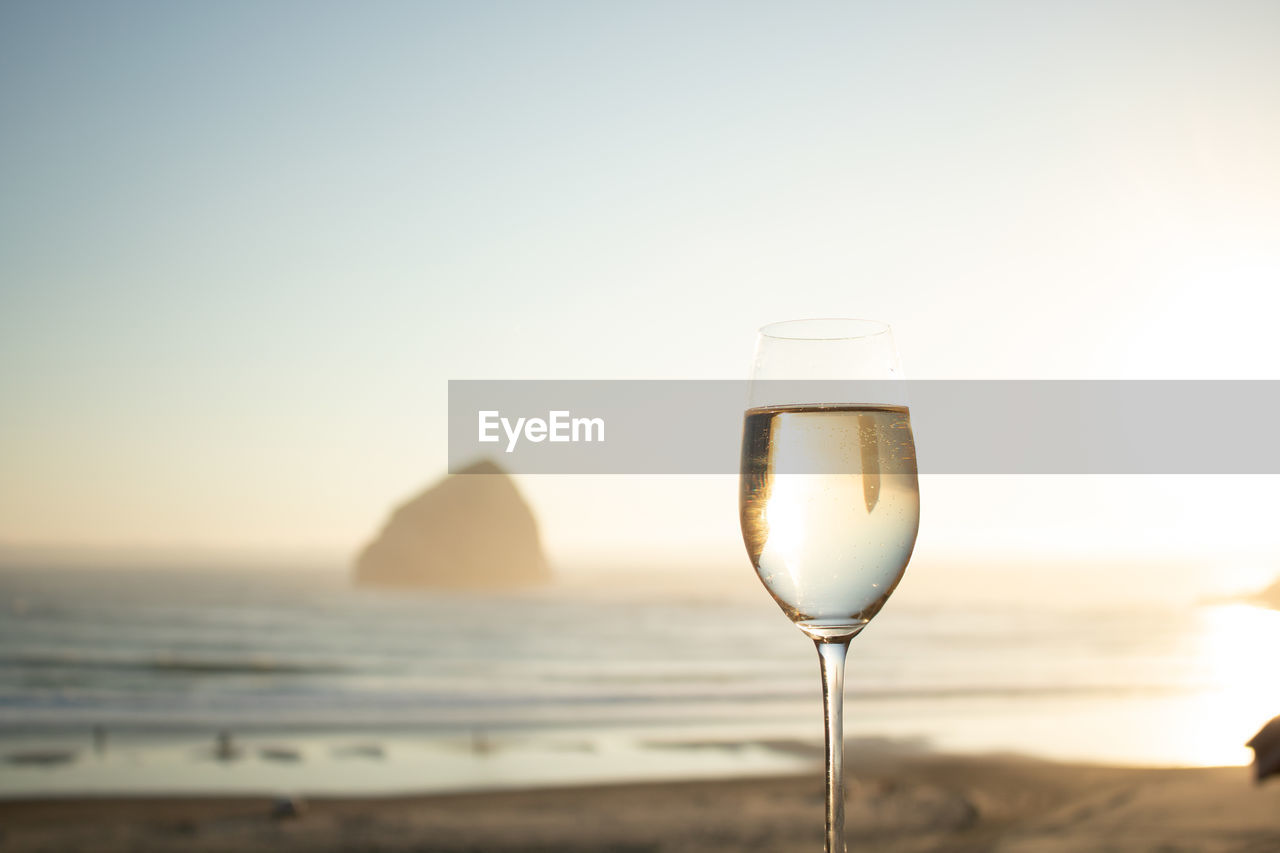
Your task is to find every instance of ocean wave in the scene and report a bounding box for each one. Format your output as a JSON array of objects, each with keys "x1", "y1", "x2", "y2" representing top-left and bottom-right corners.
[{"x1": 0, "y1": 651, "x2": 355, "y2": 676}]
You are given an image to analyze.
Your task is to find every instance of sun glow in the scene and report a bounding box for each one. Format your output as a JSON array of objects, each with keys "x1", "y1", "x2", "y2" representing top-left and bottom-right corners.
[{"x1": 1180, "y1": 604, "x2": 1280, "y2": 766}]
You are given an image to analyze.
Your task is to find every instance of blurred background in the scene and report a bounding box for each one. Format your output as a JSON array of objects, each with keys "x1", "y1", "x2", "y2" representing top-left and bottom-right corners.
[{"x1": 1, "y1": 0, "x2": 1279, "y2": 799}]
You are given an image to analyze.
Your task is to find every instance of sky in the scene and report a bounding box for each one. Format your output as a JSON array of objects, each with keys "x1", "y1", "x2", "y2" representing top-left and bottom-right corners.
[{"x1": 1, "y1": 1, "x2": 1278, "y2": 594}]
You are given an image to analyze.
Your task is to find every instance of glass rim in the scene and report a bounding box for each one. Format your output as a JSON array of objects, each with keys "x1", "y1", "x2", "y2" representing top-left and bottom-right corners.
[{"x1": 757, "y1": 318, "x2": 891, "y2": 342}]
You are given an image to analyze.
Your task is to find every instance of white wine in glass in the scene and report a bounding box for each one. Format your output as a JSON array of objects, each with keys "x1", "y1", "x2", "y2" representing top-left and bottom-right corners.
[{"x1": 739, "y1": 319, "x2": 919, "y2": 853}]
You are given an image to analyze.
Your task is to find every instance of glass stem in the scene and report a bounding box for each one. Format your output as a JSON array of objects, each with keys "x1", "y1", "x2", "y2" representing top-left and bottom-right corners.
[{"x1": 816, "y1": 638, "x2": 852, "y2": 853}]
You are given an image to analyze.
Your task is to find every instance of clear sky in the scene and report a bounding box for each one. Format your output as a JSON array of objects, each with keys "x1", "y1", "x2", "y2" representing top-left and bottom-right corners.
[{"x1": 2, "y1": 1, "x2": 1278, "y2": 592}]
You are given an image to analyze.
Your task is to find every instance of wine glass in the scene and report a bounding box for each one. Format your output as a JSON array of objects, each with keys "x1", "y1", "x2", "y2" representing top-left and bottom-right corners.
[{"x1": 739, "y1": 318, "x2": 919, "y2": 853}]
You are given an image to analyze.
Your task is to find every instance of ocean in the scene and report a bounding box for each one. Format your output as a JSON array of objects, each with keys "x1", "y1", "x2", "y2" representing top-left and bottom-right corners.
[{"x1": 1, "y1": 566, "x2": 1278, "y2": 797}]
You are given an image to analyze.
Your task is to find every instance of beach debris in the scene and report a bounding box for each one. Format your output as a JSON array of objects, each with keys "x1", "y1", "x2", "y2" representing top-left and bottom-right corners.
[
  {"x1": 271, "y1": 795, "x2": 307, "y2": 819},
  {"x1": 1246, "y1": 715, "x2": 1280, "y2": 783},
  {"x1": 471, "y1": 729, "x2": 493, "y2": 755},
  {"x1": 258, "y1": 746, "x2": 303, "y2": 763},
  {"x1": 215, "y1": 730, "x2": 241, "y2": 762},
  {"x1": 4, "y1": 748, "x2": 77, "y2": 767}
]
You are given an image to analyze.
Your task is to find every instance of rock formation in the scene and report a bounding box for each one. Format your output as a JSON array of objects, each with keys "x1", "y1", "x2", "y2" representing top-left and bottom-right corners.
[{"x1": 354, "y1": 460, "x2": 551, "y2": 589}]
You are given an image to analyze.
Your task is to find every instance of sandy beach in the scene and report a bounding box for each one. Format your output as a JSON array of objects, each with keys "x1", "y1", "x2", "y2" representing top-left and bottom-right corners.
[{"x1": 3, "y1": 752, "x2": 1278, "y2": 852}]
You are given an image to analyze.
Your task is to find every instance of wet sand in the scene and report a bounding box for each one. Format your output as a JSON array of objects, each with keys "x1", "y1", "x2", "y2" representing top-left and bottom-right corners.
[{"x1": 1, "y1": 753, "x2": 1278, "y2": 852}]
